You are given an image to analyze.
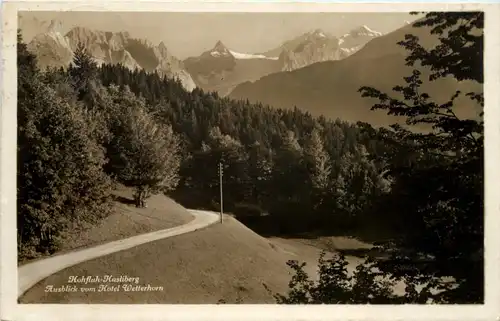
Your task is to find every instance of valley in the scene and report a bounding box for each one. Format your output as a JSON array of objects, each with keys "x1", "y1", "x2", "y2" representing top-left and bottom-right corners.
[{"x1": 16, "y1": 11, "x2": 485, "y2": 306}]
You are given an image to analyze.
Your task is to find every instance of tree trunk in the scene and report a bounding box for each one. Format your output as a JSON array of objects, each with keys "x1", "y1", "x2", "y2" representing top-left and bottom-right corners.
[
  {"x1": 18, "y1": 218, "x2": 24, "y2": 250},
  {"x1": 143, "y1": 186, "x2": 151, "y2": 208},
  {"x1": 134, "y1": 186, "x2": 152, "y2": 208},
  {"x1": 134, "y1": 188, "x2": 143, "y2": 208},
  {"x1": 140, "y1": 190, "x2": 144, "y2": 208}
]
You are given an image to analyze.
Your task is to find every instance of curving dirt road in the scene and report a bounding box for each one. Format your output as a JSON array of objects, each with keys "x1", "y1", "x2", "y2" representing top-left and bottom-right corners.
[{"x1": 18, "y1": 209, "x2": 220, "y2": 297}]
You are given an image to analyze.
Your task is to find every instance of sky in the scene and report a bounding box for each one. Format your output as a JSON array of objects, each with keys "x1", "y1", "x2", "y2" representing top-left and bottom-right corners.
[{"x1": 19, "y1": 12, "x2": 418, "y2": 59}]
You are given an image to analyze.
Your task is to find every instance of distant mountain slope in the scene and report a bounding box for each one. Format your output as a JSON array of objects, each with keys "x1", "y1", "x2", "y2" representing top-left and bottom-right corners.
[
  {"x1": 21, "y1": 19, "x2": 196, "y2": 91},
  {"x1": 229, "y1": 22, "x2": 482, "y2": 127}
]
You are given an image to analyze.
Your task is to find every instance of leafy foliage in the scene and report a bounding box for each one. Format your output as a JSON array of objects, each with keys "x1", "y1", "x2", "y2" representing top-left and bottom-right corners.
[
  {"x1": 363, "y1": 12, "x2": 482, "y2": 303},
  {"x1": 269, "y1": 253, "x2": 401, "y2": 304},
  {"x1": 105, "y1": 86, "x2": 181, "y2": 206},
  {"x1": 271, "y1": 11, "x2": 483, "y2": 305},
  {"x1": 18, "y1": 33, "x2": 113, "y2": 259}
]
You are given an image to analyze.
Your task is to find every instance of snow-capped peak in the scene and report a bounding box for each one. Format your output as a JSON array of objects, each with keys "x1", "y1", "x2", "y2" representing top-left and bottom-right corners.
[
  {"x1": 361, "y1": 25, "x2": 377, "y2": 33},
  {"x1": 229, "y1": 50, "x2": 279, "y2": 60},
  {"x1": 310, "y1": 29, "x2": 327, "y2": 38},
  {"x1": 347, "y1": 25, "x2": 382, "y2": 37},
  {"x1": 342, "y1": 25, "x2": 382, "y2": 39},
  {"x1": 210, "y1": 40, "x2": 231, "y2": 57},
  {"x1": 213, "y1": 40, "x2": 226, "y2": 50},
  {"x1": 301, "y1": 29, "x2": 330, "y2": 40}
]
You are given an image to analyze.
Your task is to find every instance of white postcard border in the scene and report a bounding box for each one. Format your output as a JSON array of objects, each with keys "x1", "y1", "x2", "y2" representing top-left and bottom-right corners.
[{"x1": 1, "y1": 1, "x2": 499, "y2": 321}]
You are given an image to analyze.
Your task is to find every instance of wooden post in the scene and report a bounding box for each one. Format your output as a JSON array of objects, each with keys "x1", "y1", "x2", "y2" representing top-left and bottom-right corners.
[{"x1": 219, "y1": 162, "x2": 223, "y2": 224}]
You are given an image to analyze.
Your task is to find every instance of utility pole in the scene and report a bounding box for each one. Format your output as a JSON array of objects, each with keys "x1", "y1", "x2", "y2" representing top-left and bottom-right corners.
[{"x1": 219, "y1": 162, "x2": 223, "y2": 224}]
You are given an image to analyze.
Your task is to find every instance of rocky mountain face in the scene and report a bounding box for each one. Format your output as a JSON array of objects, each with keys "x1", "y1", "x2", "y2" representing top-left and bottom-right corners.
[
  {"x1": 183, "y1": 25, "x2": 383, "y2": 95},
  {"x1": 21, "y1": 19, "x2": 196, "y2": 91},
  {"x1": 338, "y1": 25, "x2": 383, "y2": 55},
  {"x1": 18, "y1": 15, "x2": 54, "y2": 43},
  {"x1": 276, "y1": 29, "x2": 346, "y2": 72},
  {"x1": 26, "y1": 19, "x2": 74, "y2": 69},
  {"x1": 183, "y1": 41, "x2": 282, "y2": 96},
  {"x1": 267, "y1": 26, "x2": 383, "y2": 72},
  {"x1": 20, "y1": 16, "x2": 387, "y2": 97},
  {"x1": 228, "y1": 21, "x2": 482, "y2": 127}
]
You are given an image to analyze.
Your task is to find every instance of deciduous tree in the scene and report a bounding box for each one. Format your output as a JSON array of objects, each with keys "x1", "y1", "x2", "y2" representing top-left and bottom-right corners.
[
  {"x1": 18, "y1": 34, "x2": 112, "y2": 259},
  {"x1": 106, "y1": 86, "x2": 181, "y2": 207}
]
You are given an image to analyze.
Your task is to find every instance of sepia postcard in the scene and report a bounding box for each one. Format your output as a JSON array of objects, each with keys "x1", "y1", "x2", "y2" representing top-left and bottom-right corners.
[{"x1": 1, "y1": 1, "x2": 500, "y2": 321}]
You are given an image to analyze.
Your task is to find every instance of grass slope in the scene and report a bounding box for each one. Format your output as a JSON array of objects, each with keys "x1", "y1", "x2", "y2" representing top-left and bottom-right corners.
[
  {"x1": 20, "y1": 215, "x2": 332, "y2": 304},
  {"x1": 62, "y1": 187, "x2": 195, "y2": 251},
  {"x1": 20, "y1": 187, "x2": 194, "y2": 265}
]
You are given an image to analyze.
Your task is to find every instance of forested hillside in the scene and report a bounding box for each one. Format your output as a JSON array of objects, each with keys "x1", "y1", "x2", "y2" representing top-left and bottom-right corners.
[
  {"x1": 98, "y1": 62, "x2": 393, "y2": 236},
  {"x1": 17, "y1": 11, "x2": 484, "y2": 304},
  {"x1": 19, "y1": 31, "x2": 388, "y2": 257}
]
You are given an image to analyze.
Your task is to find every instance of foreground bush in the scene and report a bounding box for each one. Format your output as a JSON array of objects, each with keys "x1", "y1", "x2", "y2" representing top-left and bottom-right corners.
[{"x1": 17, "y1": 33, "x2": 113, "y2": 260}]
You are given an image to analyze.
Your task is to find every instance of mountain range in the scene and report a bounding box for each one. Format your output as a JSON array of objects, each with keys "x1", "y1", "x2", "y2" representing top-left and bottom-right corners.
[
  {"x1": 19, "y1": 16, "x2": 480, "y2": 128},
  {"x1": 183, "y1": 26, "x2": 383, "y2": 95},
  {"x1": 263, "y1": 26, "x2": 383, "y2": 71},
  {"x1": 228, "y1": 21, "x2": 482, "y2": 126},
  {"x1": 183, "y1": 40, "x2": 282, "y2": 96},
  {"x1": 20, "y1": 19, "x2": 197, "y2": 91},
  {"x1": 20, "y1": 17, "x2": 384, "y2": 97}
]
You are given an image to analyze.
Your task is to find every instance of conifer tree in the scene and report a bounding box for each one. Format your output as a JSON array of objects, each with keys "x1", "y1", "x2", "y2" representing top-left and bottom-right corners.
[
  {"x1": 304, "y1": 127, "x2": 332, "y2": 191},
  {"x1": 69, "y1": 42, "x2": 99, "y2": 109}
]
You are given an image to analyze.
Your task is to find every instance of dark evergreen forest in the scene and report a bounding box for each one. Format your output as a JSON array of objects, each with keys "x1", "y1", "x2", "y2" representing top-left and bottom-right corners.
[{"x1": 98, "y1": 61, "x2": 391, "y2": 236}]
